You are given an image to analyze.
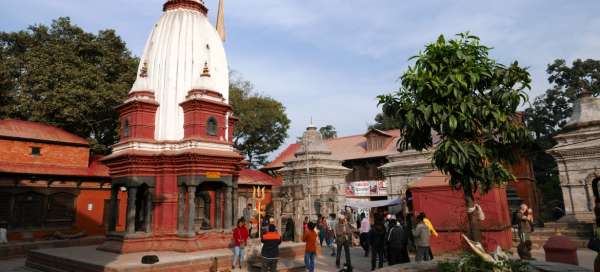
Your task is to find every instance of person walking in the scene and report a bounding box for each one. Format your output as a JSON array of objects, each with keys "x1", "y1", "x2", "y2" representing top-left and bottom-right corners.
[
  {"x1": 368, "y1": 217, "x2": 386, "y2": 270},
  {"x1": 318, "y1": 216, "x2": 327, "y2": 246},
  {"x1": 243, "y1": 204, "x2": 253, "y2": 237},
  {"x1": 327, "y1": 213, "x2": 337, "y2": 256},
  {"x1": 303, "y1": 221, "x2": 318, "y2": 272},
  {"x1": 335, "y1": 214, "x2": 353, "y2": 270},
  {"x1": 412, "y1": 213, "x2": 432, "y2": 262},
  {"x1": 359, "y1": 212, "x2": 370, "y2": 257},
  {"x1": 260, "y1": 224, "x2": 281, "y2": 272},
  {"x1": 517, "y1": 204, "x2": 531, "y2": 243},
  {"x1": 387, "y1": 218, "x2": 410, "y2": 265},
  {"x1": 232, "y1": 218, "x2": 249, "y2": 270}
]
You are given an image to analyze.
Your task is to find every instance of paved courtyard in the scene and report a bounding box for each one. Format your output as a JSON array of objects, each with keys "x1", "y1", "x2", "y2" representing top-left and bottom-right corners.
[{"x1": 0, "y1": 245, "x2": 596, "y2": 271}]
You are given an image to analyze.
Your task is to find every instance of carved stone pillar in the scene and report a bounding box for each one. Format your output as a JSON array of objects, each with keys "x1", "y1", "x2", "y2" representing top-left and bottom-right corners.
[
  {"x1": 126, "y1": 186, "x2": 137, "y2": 234},
  {"x1": 215, "y1": 190, "x2": 221, "y2": 229},
  {"x1": 145, "y1": 188, "x2": 154, "y2": 233},
  {"x1": 233, "y1": 185, "x2": 239, "y2": 225},
  {"x1": 225, "y1": 186, "x2": 233, "y2": 229},
  {"x1": 187, "y1": 186, "x2": 196, "y2": 234},
  {"x1": 177, "y1": 186, "x2": 185, "y2": 234},
  {"x1": 108, "y1": 186, "x2": 118, "y2": 232}
]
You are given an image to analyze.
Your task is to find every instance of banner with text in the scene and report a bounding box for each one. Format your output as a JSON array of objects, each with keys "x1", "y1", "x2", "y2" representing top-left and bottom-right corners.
[{"x1": 346, "y1": 180, "x2": 387, "y2": 196}]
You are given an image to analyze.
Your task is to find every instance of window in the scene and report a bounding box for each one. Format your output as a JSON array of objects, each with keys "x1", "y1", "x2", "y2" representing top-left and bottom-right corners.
[
  {"x1": 122, "y1": 118, "x2": 131, "y2": 138},
  {"x1": 207, "y1": 117, "x2": 217, "y2": 136},
  {"x1": 31, "y1": 147, "x2": 41, "y2": 156}
]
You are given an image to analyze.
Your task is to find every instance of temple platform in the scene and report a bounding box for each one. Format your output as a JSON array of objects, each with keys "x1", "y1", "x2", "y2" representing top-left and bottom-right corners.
[{"x1": 25, "y1": 242, "x2": 305, "y2": 272}]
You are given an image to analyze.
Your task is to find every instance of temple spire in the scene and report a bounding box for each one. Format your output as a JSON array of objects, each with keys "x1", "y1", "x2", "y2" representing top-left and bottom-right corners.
[{"x1": 216, "y1": 0, "x2": 226, "y2": 42}]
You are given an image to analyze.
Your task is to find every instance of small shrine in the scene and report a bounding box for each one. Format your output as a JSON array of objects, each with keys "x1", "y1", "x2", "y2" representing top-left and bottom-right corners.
[
  {"x1": 274, "y1": 125, "x2": 350, "y2": 241},
  {"x1": 550, "y1": 91, "x2": 600, "y2": 222}
]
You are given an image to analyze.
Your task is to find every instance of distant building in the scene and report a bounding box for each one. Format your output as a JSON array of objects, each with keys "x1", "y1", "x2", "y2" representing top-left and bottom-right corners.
[
  {"x1": 0, "y1": 119, "x2": 126, "y2": 241},
  {"x1": 265, "y1": 125, "x2": 537, "y2": 222}
]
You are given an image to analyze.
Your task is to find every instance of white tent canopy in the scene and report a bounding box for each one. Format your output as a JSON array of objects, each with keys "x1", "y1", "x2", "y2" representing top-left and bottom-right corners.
[{"x1": 345, "y1": 198, "x2": 402, "y2": 209}]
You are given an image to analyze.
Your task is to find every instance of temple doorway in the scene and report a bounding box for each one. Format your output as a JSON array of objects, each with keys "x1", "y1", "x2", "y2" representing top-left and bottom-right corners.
[{"x1": 194, "y1": 190, "x2": 211, "y2": 231}]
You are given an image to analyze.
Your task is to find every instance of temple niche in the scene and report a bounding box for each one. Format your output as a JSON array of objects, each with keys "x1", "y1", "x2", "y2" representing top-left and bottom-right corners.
[
  {"x1": 274, "y1": 125, "x2": 350, "y2": 241},
  {"x1": 550, "y1": 91, "x2": 600, "y2": 223}
]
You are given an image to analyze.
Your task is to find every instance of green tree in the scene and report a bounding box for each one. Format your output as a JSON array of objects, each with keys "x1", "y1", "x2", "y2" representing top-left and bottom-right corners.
[
  {"x1": 378, "y1": 33, "x2": 532, "y2": 241},
  {"x1": 229, "y1": 76, "x2": 290, "y2": 168},
  {"x1": 0, "y1": 17, "x2": 138, "y2": 153},
  {"x1": 319, "y1": 125, "x2": 337, "y2": 139},
  {"x1": 370, "y1": 112, "x2": 401, "y2": 130}
]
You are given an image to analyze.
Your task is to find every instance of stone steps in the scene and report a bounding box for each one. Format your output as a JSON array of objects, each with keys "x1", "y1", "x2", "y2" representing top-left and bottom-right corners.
[{"x1": 513, "y1": 222, "x2": 594, "y2": 249}]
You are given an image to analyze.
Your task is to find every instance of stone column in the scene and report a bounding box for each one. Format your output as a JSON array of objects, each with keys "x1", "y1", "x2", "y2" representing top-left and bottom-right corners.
[
  {"x1": 225, "y1": 186, "x2": 233, "y2": 229},
  {"x1": 108, "y1": 186, "x2": 118, "y2": 232},
  {"x1": 126, "y1": 186, "x2": 137, "y2": 234},
  {"x1": 178, "y1": 186, "x2": 186, "y2": 234},
  {"x1": 233, "y1": 185, "x2": 239, "y2": 225},
  {"x1": 187, "y1": 186, "x2": 196, "y2": 234},
  {"x1": 145, "y1": 188, "x2": 153, "y2": 233},
  {"x1": 215, "y1": 190, "x2": 221, "y2": 229}
]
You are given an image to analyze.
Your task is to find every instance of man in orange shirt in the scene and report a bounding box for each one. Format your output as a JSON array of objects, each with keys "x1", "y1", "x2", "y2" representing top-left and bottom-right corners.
[{"x1": 303, "y1": 221, "x2": 318, "y2": 272}]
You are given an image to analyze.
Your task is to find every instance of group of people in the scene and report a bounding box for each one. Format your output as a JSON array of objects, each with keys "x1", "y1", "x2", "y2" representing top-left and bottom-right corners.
[
  {"x1": 231, "y1": 209, "x2": 437, "y2": 272},
  {"x1": 356, "y1": 211, "x2": 435, "y2": 270},
  {"x1": 231, "y1": 215, "x2": 282, "y2": 272},
  {"x1": 303, "y1": 210, "x2": 436, "y2": 271}
]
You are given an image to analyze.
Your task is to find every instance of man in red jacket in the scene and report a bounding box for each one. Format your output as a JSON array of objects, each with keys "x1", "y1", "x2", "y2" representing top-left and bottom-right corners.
[{"x1": 232, "y1": 218, "x2": 249, "y2": 270}]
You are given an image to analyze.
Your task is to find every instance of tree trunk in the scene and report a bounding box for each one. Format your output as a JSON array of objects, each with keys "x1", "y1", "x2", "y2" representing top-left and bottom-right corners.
[{"x1": 463, "y1": 188, "x2": 482, "y2": 242}]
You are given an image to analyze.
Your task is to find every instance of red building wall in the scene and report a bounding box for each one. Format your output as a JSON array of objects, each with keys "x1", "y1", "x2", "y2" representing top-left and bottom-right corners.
[
  {"x1": 0, "y1": 139, "x2": 89, "y2": 168},
  {"x1": 508, "y1": 157, "x2": 538, "y2": 215},
  {"x1": 411, "y1": 185, "x2": 512, "y2": 253},
  {"x1": 75, "y1": 190, "x2": 128, "y2": 235}
]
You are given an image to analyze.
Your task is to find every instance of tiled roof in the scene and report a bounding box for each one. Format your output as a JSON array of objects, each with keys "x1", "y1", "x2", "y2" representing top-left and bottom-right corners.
[
  {"x1": 0, "y1": 119, "x2": 88, "y2": 146},
  {"x1": 0, "y1": 156, "x2": 109, "y2": 178},
  {"x1": 263, "y1": 129, "x2": 401, "y2": 170},
  {"x1": 407, "y1": 171, "x2": 449, "y2": 188},
  {"x1": 238, "y1": 169, "x2": 282, "y2": 186},
  {"x1": 263, "y1": 143, "x2": 301, "y2": 169}
]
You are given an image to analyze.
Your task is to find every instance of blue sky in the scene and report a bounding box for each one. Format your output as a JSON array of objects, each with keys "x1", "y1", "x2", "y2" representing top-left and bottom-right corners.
[{"x1": 2, "y1": 0, "x2": 600, "y2": 159}]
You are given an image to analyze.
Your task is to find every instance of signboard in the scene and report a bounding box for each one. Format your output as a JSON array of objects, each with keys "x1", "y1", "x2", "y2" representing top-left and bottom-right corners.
[
  {"x1": 346, "y1": 180, "x2": 387, "y2": 196},
  {"x1": 206, "y1": 172, "x2": 221, "y2": 179}
]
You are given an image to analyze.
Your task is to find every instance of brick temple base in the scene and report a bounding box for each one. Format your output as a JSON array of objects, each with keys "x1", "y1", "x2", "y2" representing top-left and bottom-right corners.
[
  {"x1": 25, "y1": 241, "x2": 306, "y2": 272},
  {"x1": 97, "y1": 231, "x2": 233, "y2": 254}
]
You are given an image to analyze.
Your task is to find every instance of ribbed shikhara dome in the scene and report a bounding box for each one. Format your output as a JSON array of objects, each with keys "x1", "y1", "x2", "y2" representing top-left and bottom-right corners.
[{"x1": 130, "y1": 0, "x2": 228, "y2": 141}]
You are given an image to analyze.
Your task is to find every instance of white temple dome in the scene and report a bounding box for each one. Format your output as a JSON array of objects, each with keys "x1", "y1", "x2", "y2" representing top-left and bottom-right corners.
[{"x1": 131, "y1": 0, "x2": 229, "y2": 141}]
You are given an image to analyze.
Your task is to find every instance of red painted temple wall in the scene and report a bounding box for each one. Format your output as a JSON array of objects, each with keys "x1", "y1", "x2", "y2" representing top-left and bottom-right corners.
[
  {"x1": 411, "y1": 186, "x2": 512, "y2": 254},
  {"x1": 507, "y1": 157, "x2": 539, "y2": 214}
]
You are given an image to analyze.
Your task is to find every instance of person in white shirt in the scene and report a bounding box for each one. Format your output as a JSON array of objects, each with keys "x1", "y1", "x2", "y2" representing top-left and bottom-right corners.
[{"x1": 359, "y1": 212, "x2": 370, "y2": 257}]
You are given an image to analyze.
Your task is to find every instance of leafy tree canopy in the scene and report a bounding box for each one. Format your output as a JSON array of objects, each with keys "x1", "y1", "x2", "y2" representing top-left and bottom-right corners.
[
  {"x1": 378, "y1": 33, "x2": 532, "y2": 241},
  {"x1": 525, "y1": 58, "x2": 600, "y2": 140},
  {"x1": 229, "y1": 75, "x2": 290, "y2": 168},
  {"x1": 0, "y1": 17, "x2": 138, "y2": 153},
  {"x1": 370, "y1": 112, "x2": 401, "y2": 130},
  {"x1": 319, "y1": 125, "x2": 337, "y2": 139}
]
